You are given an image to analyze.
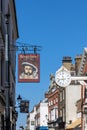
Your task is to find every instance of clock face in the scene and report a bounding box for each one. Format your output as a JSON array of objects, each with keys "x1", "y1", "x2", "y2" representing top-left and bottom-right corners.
[{"x1": 55, "y1": 66, "x2": 71, "y2": 87}]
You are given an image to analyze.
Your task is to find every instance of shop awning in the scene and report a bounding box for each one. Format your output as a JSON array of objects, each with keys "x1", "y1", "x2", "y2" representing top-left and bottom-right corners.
[
  {"x1": 40, "y1": 126, "x2": 48, "y2": 130},
  {"x1": 36, "y1": 126, "x2": 48, "y2": 130},
  {"x1": 66, "y1": 118, "x2": 81, "y2": 130}
]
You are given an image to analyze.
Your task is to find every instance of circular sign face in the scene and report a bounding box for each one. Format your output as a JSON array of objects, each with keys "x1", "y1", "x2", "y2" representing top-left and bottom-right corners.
[{"x1": 55, "y1": 66, "x2": 71, "y2": 87}]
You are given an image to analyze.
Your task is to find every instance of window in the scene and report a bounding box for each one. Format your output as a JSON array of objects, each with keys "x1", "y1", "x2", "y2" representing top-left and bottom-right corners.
[
  {"x1": 49, "y1": 101, "x2": 50, "y2": 106},
  {"x1": 54, "y1": 99, "x2": 55, "y2": 104},
  {"x1": 63, "y1": 90, "x2": 65, "y2": 100},
  {"x1": 1, "y1": 0, "x2": 5, "y2": 13},
  {"x1": 86, "y1": 117, "x2": 87, "y2": 124},
  {"x1": 31, "y1": 121, "x2": 34, "y2": 125},
  {"x1": 60, "y1": 92, "x2": 62, "y2": 102},
  {"x1": 60, "y1": 110, "x2": 62, "y2": 117},
  {"x1": 84, "y1": 107, "x2": 87, "y2": 114},
  {"x1": 50, "y1": 108, "x2": 57, "y2": 121},
  {"x1": 51, "y1": 100, "x2": 53, "y2": 105},
  {"x1": 55, "y1": 108, "x2": 58, "y2": 119},
  {"x1": 56, "y1": 98, "x2": 58, "y2": 102},
  {"x1": 63, "y1": 108, "x2": 65, "y2": 121},
  {"x1": 71, "y1": 71, "x2": 75, "y2": 76},
  {"x1": 51, "y1": 109, "x2": 55, "y2": 120},
  {"x1": 84, "y1": 88, "x2": 87, "y2": 98}
]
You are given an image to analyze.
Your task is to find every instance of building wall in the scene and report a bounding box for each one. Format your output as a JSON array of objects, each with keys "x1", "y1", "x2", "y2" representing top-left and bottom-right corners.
[
  {"x1": 40, "y1": 102, "x2": 48, "y2": 126},
  {"x1": 66, "y1": 84, "x2": 81, "y2": 123},
  {"x1": 0, "y1": 0, "x2": 18, "y2": 129},
  {"x1": 29, "y1": 109, "x2": 36, "y2": 130},
  {"x1": 30, "y1": 99, "x2": 48, "y2": 130},
  {"x1": 46, "y1": 89, "x2": 58, "y2": 121}
]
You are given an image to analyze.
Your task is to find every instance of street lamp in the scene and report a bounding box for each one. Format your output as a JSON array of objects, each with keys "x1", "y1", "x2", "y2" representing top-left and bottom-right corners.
[{"x1": 17, "y1": 94, "x2": 22, "y2": 104}]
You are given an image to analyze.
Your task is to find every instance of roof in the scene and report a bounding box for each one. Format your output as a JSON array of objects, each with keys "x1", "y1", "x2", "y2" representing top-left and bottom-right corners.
[
  {"x1": 78, "y1": 48, "x2": 87, "y2": 75},
  {"x1": 66, "y1": 118, "x2": 81, "y2": 129}
]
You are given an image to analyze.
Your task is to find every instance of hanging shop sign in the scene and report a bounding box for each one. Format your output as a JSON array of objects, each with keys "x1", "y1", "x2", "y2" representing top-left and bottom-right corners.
[
  {"x1": 18, "y1": 54, "x2": 40, "y2": 82},
  {"x1": 20, "y1": 100, "x2": 29, "y2": 113}
]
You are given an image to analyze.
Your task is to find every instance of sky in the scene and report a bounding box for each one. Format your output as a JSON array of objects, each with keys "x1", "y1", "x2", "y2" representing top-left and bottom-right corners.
[{"x1": 15, "y1": 0, "x2": 87, "y2": 129}]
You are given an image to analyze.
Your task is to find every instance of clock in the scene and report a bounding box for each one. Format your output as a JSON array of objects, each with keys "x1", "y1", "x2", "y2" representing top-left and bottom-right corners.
[{"x1": 55, "y1": 66, "x2": 71, "y2": 87}]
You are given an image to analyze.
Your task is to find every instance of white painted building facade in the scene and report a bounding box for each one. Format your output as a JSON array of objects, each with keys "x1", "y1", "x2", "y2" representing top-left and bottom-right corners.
[
  {"x1": 35, "y1": 99, "x2": 48, "y2": 130},
  {"x1": 66, "y1": 84, "x2": 81, "y2": 124},
  {"x1": 27, "y1": 107, "x2": 36, "y2": 130},
  {"x1": 39, "y1": 101, "x2": 48, "y2": 127},
  {"x1": 26, "y1": 99, "x2": 48, "y2": 130}
]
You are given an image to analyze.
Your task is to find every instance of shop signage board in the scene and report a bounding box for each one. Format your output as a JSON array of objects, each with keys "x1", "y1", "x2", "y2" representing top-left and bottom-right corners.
[{"x1": 18, "y1": 54, "x2": 40, "y2": 82}]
